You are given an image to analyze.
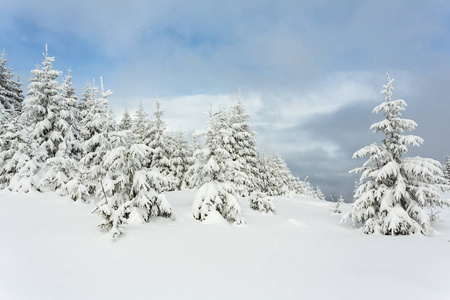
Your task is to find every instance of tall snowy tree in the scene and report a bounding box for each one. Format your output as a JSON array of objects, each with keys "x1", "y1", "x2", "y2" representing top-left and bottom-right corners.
[
  {"x1": 168, "y1": 131, "x2": 193, "y2": 190},
  {"x1": 228, "y1": 91, "x2": 260, "y2": 196},
  {"x1": 0, "y1": 116, "x2": 43, "y2": 191},
  {"x1": 343, "y1": 74, "x2": 450, "y2": 235},
  {"x1": 21, "y1": 45, "x2": 63, "y2": 161},
  {"x1": 148, "y1": 98, "x2": 172, "y2": 178},
  {"x1": 255, "y1": 152, "x2": 278, "y2": 196},
  {"x1": 0, "y1": 91, "x2": 12, "y2": 148},
  {"x1": 79, "y1": 81, "x2": 96, "y2": 128},
  {"x1": 132, "y1": 100, "x2": 152, "y2": 146},
  {"x1": 119, "y1": 109, "x2": 133, "y2": 131},
  {"x1": 41, "y1": 69, "x2": 83, "y2": 196},
  {"x1": 0, "y1": 50, "x2": 24, "y2": 114},
  {"x1": 59, "y1": 69, "x2": 83, "y2": 156},
  {"x1": 443, "y1": 156, "x2": 450, "y2": 182},
  {"x1": 0, "y1": 53, "x2": 26, "y2": 189},
  {"x1": 5, "y1": 45, "x2": 63, "y2": 191},
  {"x1": 256, "y1": 153, "x2": 297, "y2": 197},
  {"x1": 189, "y1": 108, "x2": 245, "y2": 224},
  {"x1": 80, "y1": 77, "x2": 116, "y2": 194},
  {"x1": 274, "y1": 155, "x2": 301, "y2": 196},
  {"x1": 297, "y1": 176, "x2": 316, "y2": 198}
]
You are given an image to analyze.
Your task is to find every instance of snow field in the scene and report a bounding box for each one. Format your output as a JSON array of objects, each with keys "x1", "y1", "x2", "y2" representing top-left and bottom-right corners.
[{"x1": 1, "y1": 190, "x2": 449, "y2": 300}]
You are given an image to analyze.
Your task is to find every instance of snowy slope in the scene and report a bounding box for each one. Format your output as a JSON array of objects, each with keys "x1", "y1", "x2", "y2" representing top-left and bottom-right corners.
[{"x1": 0, "y1": 190, "x2": 449, "y2": 300}]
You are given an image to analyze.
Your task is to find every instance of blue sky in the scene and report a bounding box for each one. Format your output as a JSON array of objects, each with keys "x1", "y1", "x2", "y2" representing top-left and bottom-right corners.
[{"x1": 2, "y1": 0, "x2": 450, "y2": 200}]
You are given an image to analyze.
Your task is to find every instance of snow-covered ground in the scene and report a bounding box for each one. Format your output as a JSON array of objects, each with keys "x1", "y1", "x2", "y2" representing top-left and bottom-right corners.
[{"x1": 1, "y1": 190, "x2": 449, "y2": 300}]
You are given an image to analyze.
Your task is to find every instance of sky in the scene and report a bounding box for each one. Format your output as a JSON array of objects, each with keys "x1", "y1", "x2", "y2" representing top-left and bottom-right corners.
[{"x1": 1, "y1": 0, "x2": 450, "y2": 201}]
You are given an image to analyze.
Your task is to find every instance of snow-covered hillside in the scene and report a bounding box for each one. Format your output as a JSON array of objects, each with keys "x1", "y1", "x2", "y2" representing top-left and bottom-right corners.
[{"x1": 1, "y1": 190, "x2": 449, "y2": 300}]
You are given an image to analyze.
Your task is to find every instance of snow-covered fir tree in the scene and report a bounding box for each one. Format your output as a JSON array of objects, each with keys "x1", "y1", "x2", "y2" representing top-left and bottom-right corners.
[
  {"x1": 149, "y1": 98, "x2": 172, "y2": 178},
  {"x1": 0, "y1": 87, "x2": 13, "y2": 150},
  {"x1": 249, "y1": 191, "x2": 275, "y2": 214},
  {"x1": 0, "y1": 102, "x2": 8, "y2": 135},
  {"x1": 119, "y1": 109, "x2": 133, "y2": 131},
  {"x1": 242, "y1": 151, "x2": 276, "y2": 213},
  {"x1": 212, "y1": 103, "x2": 252, "y2": 196},
  {"x1": 78, "y1": 81, "x2": 95, "y2": 127},
  {"x1": 189, "y1": 108, "x2": 245, "y2": 224},
  {"x1": 168, "y1": 131, "x2": 193, "y2": 190},
  {"x1": 314, "y1": 186, "x2": 326, "y2": 201},
  {"x1": 256, "y1": 152, "x2": 279, "y2": 197},
  {"x1": 256, "y1": 153, "x2": 299, "y2": 197},
  {"x1": 0, "y1": 55, "x2": 26, "y2": 189},
  {"x1": 228, "y1": 91, "x2": 259, "y2": 196},
  {"x1": 92, "y1": 130, "x2": 173, "y2": 237},
  {"x1": 0, "y1": 50, "x2": 24, "y2": 114},
  {"x1": 21, "y1": 45, "x2": 63, "y2": 162},
  {"x1": 343, "y1": 74, "x2": 450, "y2": 235},
  {"x1": 331, "y1": 195, "x2": 344, "y2": 214},
  {"x1": 252, "y1": 147, "x2": 316, "y2": 198},
  {"x1": 292, "y1": 177, "x2": 311, "y2": 196},
  {"x1": 80, "y1": 77, "x2": 116, "y2": 194},
  {"x1": 443, "y1": 155, "x2": 450, "y2": 182},
  {"x1": 0, "y1": 104, "x2": 12, "y2": 187},
  {"x1": 40, "y1": 69, "x2": 84, "y2": 197},
  {"x1": 1, "y1": 118, "x2": 44, "y2": 192},
  {"x1": 275, "y1": 155, "x2": 300, "y2": 196},
  {"x1": 297, "y1": 177, "x2": 316, "y2": 198},
  {"x1": 92, "y1": 178, "x2": 133, "y2": 238},
  {"x1": 132, "y1": 100, "x2": 152, "y2": 146},
  {"x1": 6, "y1": 45, "x2": 63, "y2": 191},
  {"x1": 183, "y1": 135, "x2": 202, "y2": 190}
]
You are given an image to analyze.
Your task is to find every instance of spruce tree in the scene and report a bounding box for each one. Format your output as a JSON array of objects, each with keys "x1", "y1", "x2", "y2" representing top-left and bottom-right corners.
[
  {"x1": 168, "y1": 131, "x2": 193, "y2": 190},
  {"x1": 80, "y1": 77, "x2": 116, "y2": 194},
  {"x1": 3, "y1": 118, "x2": 43, "y2": 192},
  {"x1": 0, "y1": 107, "x2": 12, "y2": 187},
  {"x1": 314, "y1": 186, "x2": 326, "y2": 201},
  {"x1": 298, "y1": 177, "x2": 316, "y2": 198},
  {"x1": 79, "y1": 81, "x2": 96, "y2": 130},
  {"x1": 257, "y1": 153, "x2": 290, "y2": 197},
  {"x1": 21, "y1": 45, "x2": 63, "y2": 160},
  {"x1": 274, "y1": 154, "x2": 300, "y2": 196},
  {"x1": 0, "y1": 116, "x2": 40, "y2": 191},
  {"x1": 41, "y1": 69, "x2": 83, "y2": 196},
  {"x1": 59, "y1": 69, "x2": 83, "y2": 160},
  {"x1": 21, "y1": 46, "x2": 63, "y2": 164},
  {"x1": 149, "y1": 98, "x2": 172, "y2": 179},
  {"x1": 0, "y1": 50, "x2": 24, "y2": 114},
  {"x1": 255, "y1": 152, "x2": 278, "y2": 196},
  {"x1": 0, "y1": 93, "x2": 12, "y2": 156},
  {"x1": 119, "y1": 109, "x2": 133, "y2": 131},
  {"x1": 228, "y1": 91, "x2": 259, "y2": 196},
  {"x1": 190, "y1": 108, "x2": 245, "y2": 224},
  {"x1": 344, "y1": 74, "x2": 450, "y2": 235},
  {"x1": 249, "y1": 191, "x2": 275, "y2": 214},
  {"x1": 443, "y1": 156, "x2": 450, "y2": 182},
  {"x1": 132, "y1": 100, "x2": 152, "y2": 146},
  {"x1": 6, "y1": 45, "x2": 61, "y2": 191},
  {"x1": 331, "y1": 195, "x2": 344, "y2": 214},
  {"x1": 92, "y1": 131, "x2": 173, "y2": 237},
  {"x1": 92, "y1": 178, "x2": 133, "y2": 238}
]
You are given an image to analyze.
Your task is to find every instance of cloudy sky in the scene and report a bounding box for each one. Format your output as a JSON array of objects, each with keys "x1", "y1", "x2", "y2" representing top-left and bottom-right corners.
[{"x1": 2, "y1": 0, "x2": 450, "y2": 200}]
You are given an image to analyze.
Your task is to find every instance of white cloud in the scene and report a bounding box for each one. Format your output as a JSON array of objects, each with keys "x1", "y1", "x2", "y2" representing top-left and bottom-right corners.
[{"x1": 112, "y1": 92, "x2": 264, "y2": 136}]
